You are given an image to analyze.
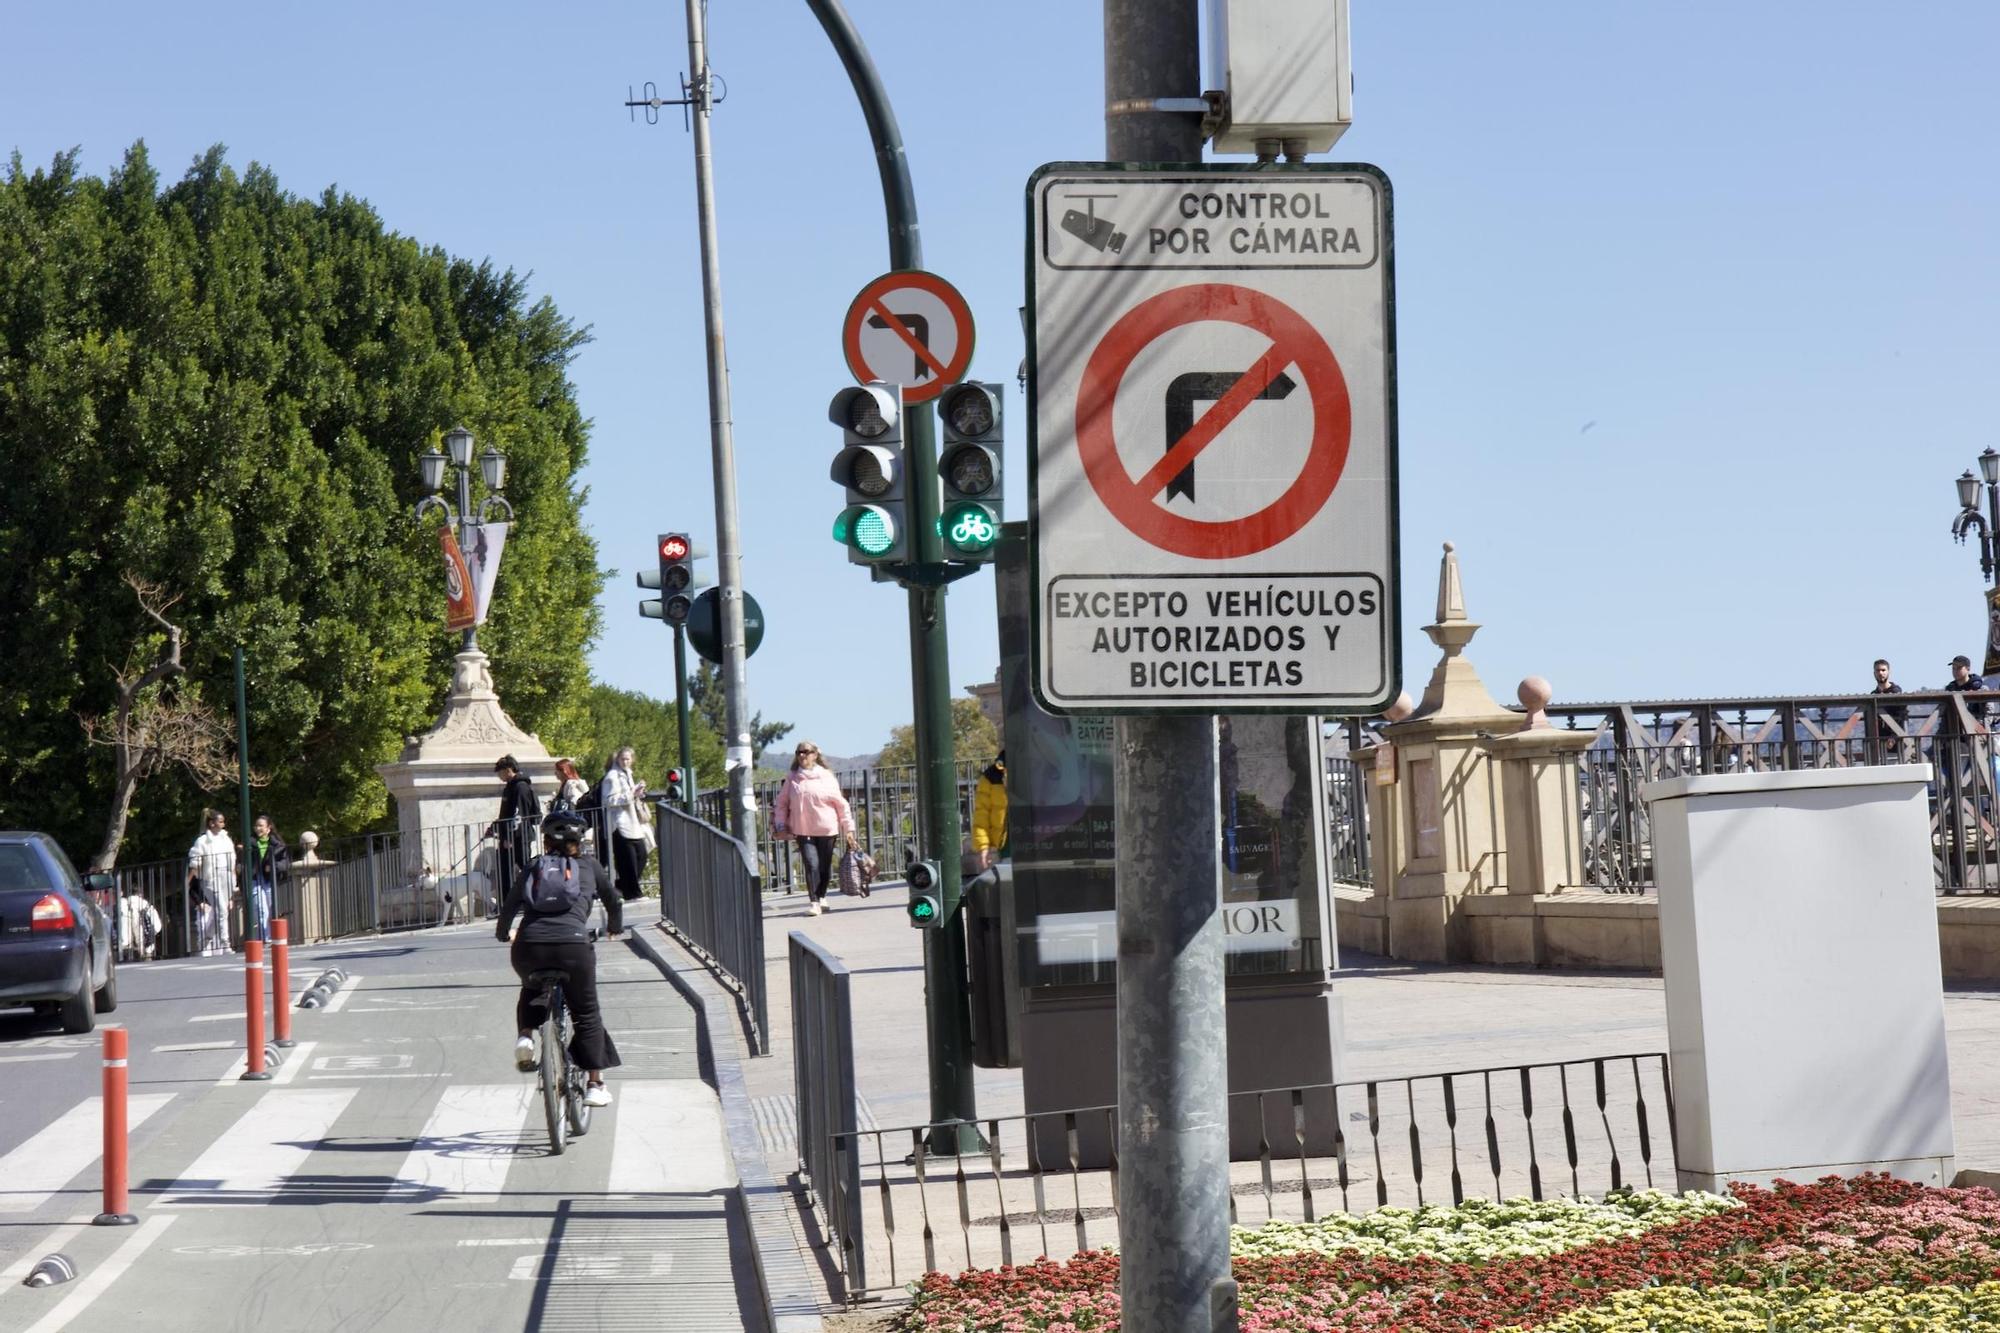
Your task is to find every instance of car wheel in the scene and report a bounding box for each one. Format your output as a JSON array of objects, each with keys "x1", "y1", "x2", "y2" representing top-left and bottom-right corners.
[
  {"x1": 61, "y1": 978, "x2": 96, "y2": 1034},
  {"x1": 94, "y1": 957, "x2": 118, "y2": 1013}
]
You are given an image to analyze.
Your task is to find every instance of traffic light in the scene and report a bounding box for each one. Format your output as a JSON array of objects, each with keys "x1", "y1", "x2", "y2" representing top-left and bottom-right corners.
[
  {"x1": 829, "y1": 383, "x2": 908, "y2": 565},
  {"x1": 906, "y1": 859, "x2": 942, "y2": 928},
  {"x1": 937, "y1": 382, "x2": 1003, "y2": 562},
  {"x1": 657, "y1": 532, "x2": 696, "y2": 623},
  {"x1": 663, "y1": 767, "x2": 687, "y2": 806}
]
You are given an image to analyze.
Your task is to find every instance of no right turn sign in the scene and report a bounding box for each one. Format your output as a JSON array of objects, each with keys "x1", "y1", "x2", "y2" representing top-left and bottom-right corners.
[{"x1": 1027, "y1": 163, "x2": 1400, "y2": 715}]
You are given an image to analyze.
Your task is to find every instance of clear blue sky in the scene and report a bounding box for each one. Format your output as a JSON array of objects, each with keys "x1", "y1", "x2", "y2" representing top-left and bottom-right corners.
[{"x1": 8, "y1": 3, "x2": 1997, "y2": 756}]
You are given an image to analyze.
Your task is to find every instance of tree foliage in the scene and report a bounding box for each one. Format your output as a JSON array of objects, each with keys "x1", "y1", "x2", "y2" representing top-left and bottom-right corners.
[
  {"x1": 687, "y1": 659, "x2": 794, "y2": 759},
  {"x1": 0, "y1": 144, "x2": 602, "y2": 862},
  {"x1": 554, "y1": 683, "x2": 724, "y2": 794},
  {"x1": 875, "y1": 698, "x2": 1000, "y2": 771}
]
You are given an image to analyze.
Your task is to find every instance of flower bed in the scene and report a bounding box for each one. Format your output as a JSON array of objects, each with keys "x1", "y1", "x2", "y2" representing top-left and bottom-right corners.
[{"x1": 895, "y1": 1177, "x2": 2000, "y2": 1332}]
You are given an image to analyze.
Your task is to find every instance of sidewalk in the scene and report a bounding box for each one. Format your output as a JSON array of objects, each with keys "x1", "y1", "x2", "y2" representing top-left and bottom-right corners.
[{"x1": 658, "y1": 883, "x2": 2000, "y2": 1328}]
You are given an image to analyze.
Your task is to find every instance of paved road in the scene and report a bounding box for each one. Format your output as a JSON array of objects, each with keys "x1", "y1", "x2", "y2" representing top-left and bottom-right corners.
[{"x1": 0, "y1": 907, "x2": 759, "y2": 1331}]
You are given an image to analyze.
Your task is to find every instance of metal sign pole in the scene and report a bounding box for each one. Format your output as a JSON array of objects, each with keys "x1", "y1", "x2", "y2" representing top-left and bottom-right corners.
[{"x1": 1103, "y1": 1, "x2": 1237, "y2": 1327}]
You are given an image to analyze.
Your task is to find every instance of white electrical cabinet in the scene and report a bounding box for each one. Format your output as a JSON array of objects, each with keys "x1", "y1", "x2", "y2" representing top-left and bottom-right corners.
[{"x1": 1207, "y1": 0, "x2": 1353, "y2": 154}]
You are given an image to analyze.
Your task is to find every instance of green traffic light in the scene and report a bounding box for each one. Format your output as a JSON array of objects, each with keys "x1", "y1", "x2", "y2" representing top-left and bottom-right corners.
[
  {"x1": 942, "y1": 502, "x2": 998, "y2": 555},
  {"x1": 834, "y1": 505, "x2": 898, "y2": 558},
  {"x1": 908, "y1": 896, "x2": 938, "y2": 924}
]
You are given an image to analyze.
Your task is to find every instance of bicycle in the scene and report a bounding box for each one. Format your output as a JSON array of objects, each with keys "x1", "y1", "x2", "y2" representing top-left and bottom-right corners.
[{"x1": 524, "y1": 968, "x2": 593, "y2": 1154}]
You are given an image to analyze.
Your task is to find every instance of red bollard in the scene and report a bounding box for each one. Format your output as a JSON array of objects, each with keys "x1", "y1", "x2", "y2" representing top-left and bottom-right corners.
[
  {"x1": 241, "y1": 941, "x2": 272, "y2": 1082},
  {"x1": 94, "y1": 1027, "x2": 136, "y2": 1225},
  {"x1": 270, "y1": 919, "x2": 294, "y2": 1048}
]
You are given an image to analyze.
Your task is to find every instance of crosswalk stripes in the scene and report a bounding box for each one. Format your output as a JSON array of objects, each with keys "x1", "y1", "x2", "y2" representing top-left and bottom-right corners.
[
  {"x1": 395, "y1": 1084, "x2": 533, "y2": 1199},
  {"x1": 608, "y1": 1082, "x2": 736, "y2": 1194},
  {"x1": 0, "y1": 1094, "x2": 175, "y2": 1215},
  {"x1": 160, "y1": 1088, "x2": 356, "y2": 1204}
]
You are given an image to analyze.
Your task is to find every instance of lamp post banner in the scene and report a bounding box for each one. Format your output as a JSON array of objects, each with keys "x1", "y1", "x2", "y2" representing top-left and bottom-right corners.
[
  {"x1": 465, "y1": 521, "x2": 509, "y2": 626},
  {"x1": 1985, "y1": 585, "x2": 2000, "y2": 679},
  {"x1": 438, "y1": 527, "x2": 477, "y2": 632}
]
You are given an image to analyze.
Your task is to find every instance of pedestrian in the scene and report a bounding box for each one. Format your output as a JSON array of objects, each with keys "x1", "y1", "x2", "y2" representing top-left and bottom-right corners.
[
  {"x1": 550, "y1": 757, "x2": 590, "y2": 814},
  {"x1": 1947, "y1": 654, "x2": 1990, "y2": 727},
  {"x1": 486, "y1": 755, "x2": 541, "y2": 917},
  {"x1": 186, "y1": 809, "x2": 236, "y2": 955},
  {"x1": 244, "y1": 814, "x2": 290, "y2": 943},
  {"x1": 774, "y1": 741, "x2": 857, "y2": 917},
  {"x1": 118, "y1": 883, "x2": 162, "y2": 962},
  {"x1": 1871, "y1": 658, "x2": 1908, "y2": 760},
  {"x1": 966, "y1": 750, "x2": 1008, "y2": 880},
  {"x1": 602, "y1": 746, "x2": 652, "y2": 901}
]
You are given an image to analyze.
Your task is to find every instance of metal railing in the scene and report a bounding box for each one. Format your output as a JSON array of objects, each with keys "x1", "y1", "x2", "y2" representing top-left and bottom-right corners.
[
  {"x1": 790, "y1": 931, "x2": 867, "y2": 1292},
  {"x1": 1327, "y1": 754, "x2": 1371, "y2": 886},
  {"x1": 655, "y1": 801, "x2": 769, "y2": 1054},
  {"x1": 804, "y1": 1051, "x2": 1674, "y2": 1300},
  {"x1": 699, "y1": 763, "x2": 986, "y2": 890},
  {"x1": 1550, "y1": 691, "x2": 1997, "y2": 894}
]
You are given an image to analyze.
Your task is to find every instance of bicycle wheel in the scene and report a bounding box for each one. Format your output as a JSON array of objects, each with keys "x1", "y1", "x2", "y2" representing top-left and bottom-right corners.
[
  {"x1": 540, "y1": 993, "x2": 567, "y2": 1156},
  {"x1": 561, "y1": 995, "x2": 592, "y2": 1136}
]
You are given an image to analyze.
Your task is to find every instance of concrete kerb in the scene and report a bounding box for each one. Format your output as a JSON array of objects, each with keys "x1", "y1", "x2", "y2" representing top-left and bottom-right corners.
[{"x1": 627, "y1": 922, "x2": 825, "y2": 1333}]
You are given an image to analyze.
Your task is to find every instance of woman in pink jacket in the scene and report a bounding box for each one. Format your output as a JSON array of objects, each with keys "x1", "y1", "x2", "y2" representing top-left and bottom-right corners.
[{"x1": 774, "y1": 740, "x2": 857, "y2": 916}]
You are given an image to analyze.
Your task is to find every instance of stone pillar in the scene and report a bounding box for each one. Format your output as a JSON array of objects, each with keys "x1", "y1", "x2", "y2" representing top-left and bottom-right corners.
[
  {"x1": 1379, "y1": 543, "x2": 1520, "y2": 962},
  {"x1": 377, "y1": 649, "x2": 553, "y2": 914},
  {"x1": 1482, "y1": 678, "x2": 1595, "y2": 898}
]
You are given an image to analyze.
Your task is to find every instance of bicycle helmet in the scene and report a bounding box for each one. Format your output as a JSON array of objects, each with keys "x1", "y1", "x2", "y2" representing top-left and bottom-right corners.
[{"x1": 541, "y1": 810, "x2": 589, "y2": 850}]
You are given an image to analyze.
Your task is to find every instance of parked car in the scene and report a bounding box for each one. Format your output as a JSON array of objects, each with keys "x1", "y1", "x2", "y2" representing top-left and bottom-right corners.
[{"x1": 0, "y1": 832, "x2": 117, "y2": 1033}]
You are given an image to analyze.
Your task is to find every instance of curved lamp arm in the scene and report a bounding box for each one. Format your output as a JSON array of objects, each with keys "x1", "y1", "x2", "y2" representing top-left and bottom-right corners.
[
  {"x1": 414, "y1": 494, "x2": 455, "y2": 528},
  {"x1": 1953, "y1": 508, "x2": 1994, "y2": 582},
  {"x1": 477, "y1": 495, "x2": 515, "y2": 524}
]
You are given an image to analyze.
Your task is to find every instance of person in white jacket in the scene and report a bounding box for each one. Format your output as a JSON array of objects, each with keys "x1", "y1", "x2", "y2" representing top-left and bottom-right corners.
[
  {"x1": 603, "y1": 747, "x2": 652, "y2": 901},
  {"x1": 186, "y1": 809, "x2": 237, "y2": 954},
  {"x1": 119, "y1": 886, "x2": 163, "y2": 961}
]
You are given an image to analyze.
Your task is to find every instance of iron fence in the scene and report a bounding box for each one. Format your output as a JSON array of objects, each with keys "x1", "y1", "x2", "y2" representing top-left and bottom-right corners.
[
  {"x1": 807, "y1": 1051, "x2": 1674, "y2": 1301},
  {"x1": 790, "y1": 930, "x2": 866, "y2": 1291},
  {"x1": 698, "y1": 764, "x2": 986, "y2": 891},
  {"x1": 1550, "y1": 691, "x2": 1998, "y2": 894},
  {"x1": 1326, "y1": 754, "x2": 1371, "y2": 886},
  {"x1": 655, "y1": 800, "x2": 769, "y2": 1054}
]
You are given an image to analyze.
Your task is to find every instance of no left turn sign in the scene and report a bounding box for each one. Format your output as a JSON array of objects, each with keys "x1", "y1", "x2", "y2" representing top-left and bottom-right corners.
[
  {"x1": 1028, "y1": 163, "x2": 1399, "y2": 715},
  {"x1": 842, "y1": 270, "x2": 975, "y2": 404}
]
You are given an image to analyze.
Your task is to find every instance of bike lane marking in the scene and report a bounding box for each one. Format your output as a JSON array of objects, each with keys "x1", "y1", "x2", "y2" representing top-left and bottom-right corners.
[{"x1": 19, "y1": 1214, "x2": 178, "y2": 1333}]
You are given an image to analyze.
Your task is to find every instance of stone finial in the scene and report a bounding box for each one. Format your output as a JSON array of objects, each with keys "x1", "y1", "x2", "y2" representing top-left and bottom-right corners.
[
  {"x1": 1435, "y1": 541, "x2": 1467, "y2": 625},
  {"x1": 1383, "y1": 691, "x2": 1416, "y2": 723},
  {"x1": 1517, "y1": 676, "x2": 1553, "y2": 730}
]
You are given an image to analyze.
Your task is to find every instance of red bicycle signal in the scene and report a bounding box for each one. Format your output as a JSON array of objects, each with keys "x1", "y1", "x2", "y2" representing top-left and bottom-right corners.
[{"x1": 660, "y1": 535, "x2": 691, "y2": 561}]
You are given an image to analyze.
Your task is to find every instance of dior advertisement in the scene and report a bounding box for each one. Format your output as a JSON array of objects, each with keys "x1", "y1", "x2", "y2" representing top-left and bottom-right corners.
[{"x1": 995, "y1": 526, "x2": 1334, "y2": 989}]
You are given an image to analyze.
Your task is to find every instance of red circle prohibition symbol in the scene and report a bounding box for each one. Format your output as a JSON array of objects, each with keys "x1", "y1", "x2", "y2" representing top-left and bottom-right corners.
[
  {"x1": 1076, "y1": 283, "x2": 1351, "y2": 559},
  {"x1": 841, "y1": 270, "x2": 976, "y2": 405}
]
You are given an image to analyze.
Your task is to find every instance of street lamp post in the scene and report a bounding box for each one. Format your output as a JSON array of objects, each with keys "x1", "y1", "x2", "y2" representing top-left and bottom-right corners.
[
  {"x1": 416, "y1": 425, "x2": 513, "y2": 652},
  {"x1": 1950, "y1": 447, "x2": 2000, "y2": 674}
]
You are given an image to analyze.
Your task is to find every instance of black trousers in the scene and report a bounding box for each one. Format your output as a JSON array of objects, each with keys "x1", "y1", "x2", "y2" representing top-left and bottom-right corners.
[
  {"x1": 797, "y1": 835, "x2": 836, "y2": 902},
  {"x1": 511, "y1": 937, "x2": 622, "y2": 1072},
  {"x1": 611, "y1": 832, "x2": 647, "y2": 901}
]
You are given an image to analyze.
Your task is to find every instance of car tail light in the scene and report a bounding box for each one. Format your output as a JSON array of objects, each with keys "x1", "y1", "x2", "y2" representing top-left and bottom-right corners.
[{"x1": 30, "y1": 895, "x2": 75, "y2": 932}]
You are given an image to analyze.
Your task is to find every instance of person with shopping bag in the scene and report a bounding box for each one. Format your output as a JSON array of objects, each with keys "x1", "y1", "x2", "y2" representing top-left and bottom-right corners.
[{"x1": 773, "y1": 741, "x2": 857, "y2": 917}]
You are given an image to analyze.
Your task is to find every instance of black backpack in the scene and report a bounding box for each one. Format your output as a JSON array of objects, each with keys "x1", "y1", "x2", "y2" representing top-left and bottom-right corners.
[
  {"x1": 575, "y1": 776, "x2": 604, "y2": 816},
  {"x1": 522, "y1": 854, "x2": 586, "y2": 914}
]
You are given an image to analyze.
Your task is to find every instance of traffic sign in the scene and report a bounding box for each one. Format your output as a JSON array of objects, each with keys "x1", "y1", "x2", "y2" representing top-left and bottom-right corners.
[
  {"x1": 842, "y1": 270, "x2": 975, "y2": 404},
  {"x1": 687, "y1": 587, "x2": 765, "y2": 665},
  {"x1": 1028, "y1": 163, "x2": 1398, "y2": 714}
]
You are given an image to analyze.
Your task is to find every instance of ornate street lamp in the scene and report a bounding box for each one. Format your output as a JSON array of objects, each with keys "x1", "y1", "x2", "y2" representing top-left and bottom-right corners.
[{"x1": 415, "y1": 425, "x2": 514, "y2": 652}]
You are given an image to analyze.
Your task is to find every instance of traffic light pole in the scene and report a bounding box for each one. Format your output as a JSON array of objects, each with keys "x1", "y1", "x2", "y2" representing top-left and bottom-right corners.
[
  {"x1": 1105, "y1": 1, "x2": 1237, "y2": 1328},
  {"x1": 679, "y1": 0, "x2": 755, "y2": 851},
  {"x1": 673, "y1": 622, "x2": 696, "y2": 816},
  {"x1": 808, "y1": 0, "x2": 979, "y2": 1156}
]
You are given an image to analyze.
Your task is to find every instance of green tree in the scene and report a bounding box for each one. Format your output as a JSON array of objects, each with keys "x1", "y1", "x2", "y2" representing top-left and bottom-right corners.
[
  {"x1": 554, "y1": 683, "x2": 724, "y2": 794},
  {"x1": 0, "y1": 143, "x2": 602, "y2": 861},
  {"x1": 686, "y1": 659, "x2": 794, "y2": 761},
  {"x1": 876, "y1": 698, "x2": 999, "y2": 771}
]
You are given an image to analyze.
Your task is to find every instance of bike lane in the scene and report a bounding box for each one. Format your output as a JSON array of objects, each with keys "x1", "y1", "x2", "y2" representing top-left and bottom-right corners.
[{"x1": 0, "y1": 909, "x2": 757, "y2": 1332}]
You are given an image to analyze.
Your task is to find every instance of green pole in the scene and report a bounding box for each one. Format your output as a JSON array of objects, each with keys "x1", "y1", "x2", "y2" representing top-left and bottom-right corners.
[
  {"x1": 233, "y1": 647, "x2": 254, "y2": 946},
  {"x1": 808, "y1": 0, "x2": 978, "y2": 1155},
  {"x1": 674, "y1": 624, "x2": 696, "y2": 816}
]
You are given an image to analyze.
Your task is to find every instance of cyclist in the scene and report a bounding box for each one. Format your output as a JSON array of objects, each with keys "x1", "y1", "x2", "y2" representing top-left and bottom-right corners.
[{"x1": 495, "y1": 810, "x2": 623, "y2": 1106}]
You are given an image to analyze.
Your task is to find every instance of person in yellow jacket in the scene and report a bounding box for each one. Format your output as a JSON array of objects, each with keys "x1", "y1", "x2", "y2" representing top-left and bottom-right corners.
[{"x1": 966, "y1": 751, "x2": 1007, "y2": 878}]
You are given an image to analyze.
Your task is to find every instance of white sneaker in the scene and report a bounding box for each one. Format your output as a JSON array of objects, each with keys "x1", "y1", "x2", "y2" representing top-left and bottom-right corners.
[
  {"x1": 584, "y1": 1084, "x2": 611, "y2": 1108},
  {"x1": 514, "y1": 1036, "x2": 536, "y2": 1071},
  {"x1": 806, "y1": 902, "x2": 823, "y2": 917}
]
